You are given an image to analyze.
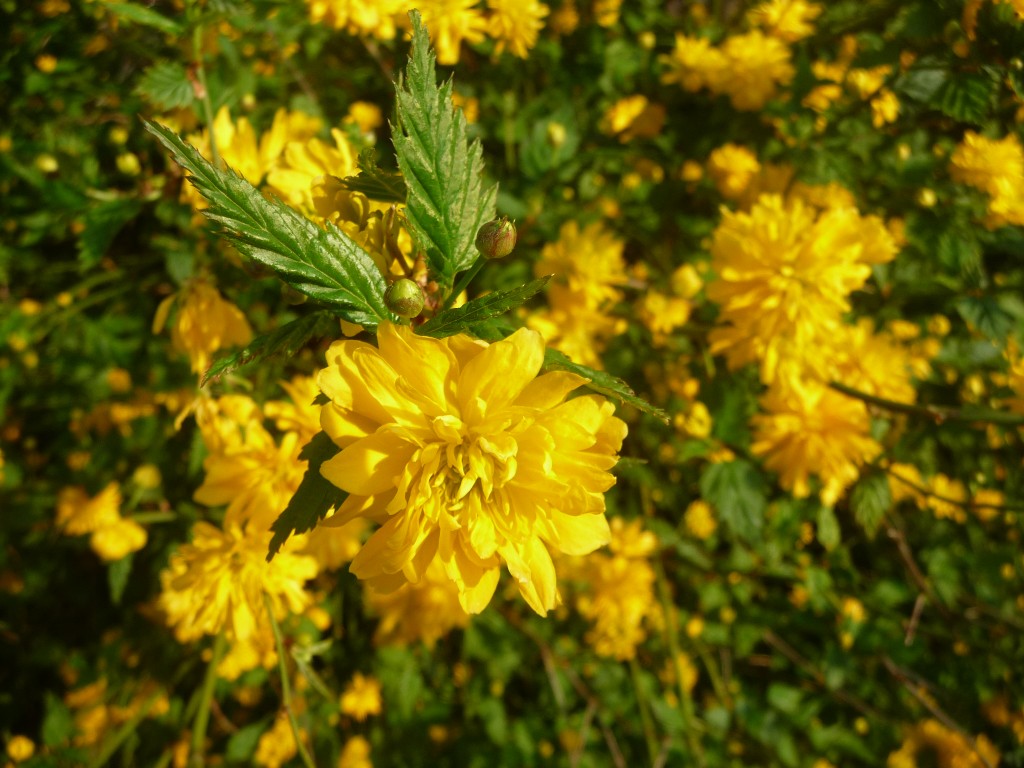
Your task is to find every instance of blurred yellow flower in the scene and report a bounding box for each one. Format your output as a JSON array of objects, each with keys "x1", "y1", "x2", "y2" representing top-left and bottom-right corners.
[
  {"x1": 748, "y1": 0, "x2": 822, "y2": 42},
  {"x1": 684, "y1": 500, "x2": 717, "y2": 539},
  {"x1": 887, "y1": 719, "x2": 1000, "y2": 768},
  {"x1": 487, "y1": 0, "x2": 549, "y2": 58},
  {"x1": 90, "y1": 517, "x2": 147, "y2": 562},
  {"x1": 950, "y1": 131, "x2": 1024, "y2": 228},
  {"x1": 57, "y1": 482, "x2": 121, "y2": 535},
  {"x1": 340, "y1": 673, "x2": 383, "y2": 721},
  {"x1": 316, "y1": 323, "x2": 626, "y2": 615},
  {"x1": 255, "y1": 711, "x2": 302, "y2": 768},
  {"x1": 418, "y1": 0, "x2": 487, "y2": 65},
  {"x1": 707, "y1": 143, "x2": 761, "y2": 200},
  {"x1": 339, "y1": 735, "x2": 374, "y2": 768},
  {"x1": 367, "y1": 559, "x2": 471, "y2": 647},
  {"x1": 6, "y1": 735, "x2": 35, "y2": 762},
  {"x1": 602, "y1": 95, "x2": 666, "y2": 142},
  {"x1": 306, "y1": 0, "x2": 408, "y2": 40}
]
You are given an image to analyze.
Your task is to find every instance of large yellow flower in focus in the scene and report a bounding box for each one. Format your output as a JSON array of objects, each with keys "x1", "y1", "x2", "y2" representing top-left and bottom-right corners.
[{"x1": 316, "y1": 323, "x2": 627, "y2": 615}]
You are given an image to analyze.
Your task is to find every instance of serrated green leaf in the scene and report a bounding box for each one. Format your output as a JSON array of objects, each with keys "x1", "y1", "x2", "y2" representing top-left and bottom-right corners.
[
  {"x1": 335, "y1": 149, "x2": 407, "y2": 203},
  {"x1": 101, "y1": 1, "x2": 183, "y2": 35},
  {"x1": 896, "y1": 63, "x2": 946, "y2": 102},
  {"x1": 268, "y1": 432, "x2": 346, "y2": 560},
  {"x1": 816, "y1": 505, "x2": 841, "y2": 551},
  {"x1": 136, "y1": 61, "x2": 195, "y2": 110},
  {"x1": 850, "y1": 473, "x2": 890, "y2": 539},
  {"x1": 416, "y1": 277, "x2": 550, "y2": 339},
  {"x1": 955, "y1": 295, "x2": 1014, "y2": 341},
  {"x1": 202, "y1": 311, "x2": 337, "y2": 385},
  {"x1": 145, "y1": 120, "x2": 393, "y2": 328},
  {"x1": 699, "y1": 461, "x2": 766, "y2": 542},
  {"x1": 77, "y1": 198, "x2": 143, "y2": 268},
  {"x1": 392, "y1": 11, "x2": 497, "y2": 286},
  {"x1": 932, "y1": 73, "x2": 996, "y2": 124},
  {"x1": 107, "y1": 554, "x2": 133, "y2": 605},
  {"x1": 542, "y1": 349, "x2": 668, "y2": 423}
]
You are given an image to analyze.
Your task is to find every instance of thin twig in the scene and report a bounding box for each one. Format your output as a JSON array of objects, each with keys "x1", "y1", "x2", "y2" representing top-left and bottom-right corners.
[
  {"x1": 830, "y1": 380, "x2": 1024, "y2": 426},
  {"x1": 264, "y1": 593, "x2": 317, "y2": 768},
  {"x1": 904, "y1": 594, "x2": 926, "y2": 646}
]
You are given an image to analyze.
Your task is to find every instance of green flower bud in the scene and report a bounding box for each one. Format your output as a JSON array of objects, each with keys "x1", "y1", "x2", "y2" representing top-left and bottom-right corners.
[
  {"x1": 475, "y1": 217, "x2": 517, "y2": 260},
  {"x1": 385, "y1": 279, "x2": 424, "y2": 318}
]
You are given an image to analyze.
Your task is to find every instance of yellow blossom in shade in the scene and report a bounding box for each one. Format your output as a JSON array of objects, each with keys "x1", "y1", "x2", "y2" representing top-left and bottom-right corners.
[
  {"x1": 592, "y1": 0, "x2": 621, "y2": 26},
  {"x1": 888, "y1": 462, "x2": 927, "y2": 508},
  {"x1": 367, "y1": 560, "x2": 470, "y2": 647},
  {"x1": 684, "y1": 500, "x2": 717, "y2": 539},
  {"x1": 345, "y1": 101, "x2": 384, "y2": 134},
  {"x1": 602, "y1": 95, "x2": 666, "y2": 142},
  {"x1": 887, "y1": 719, "x2": 1000, "y2": 768},
  {"x1": 90, "y1": 518, "x2": 147, "y2": 562},
  {"x1": 6, "y1": 735, "x2": 35, "y2": 762},
  {"x1": 57, "y1": 483, "x2": 121, "y2": 535},
  {"x1": 673, "y1": 401, "x2": 712, "y2": 439},
  {"x1": 255, "y1": 711, "x2": 302, "y2": 768},
  {"x1": 751, "y1": 380, "x2": 881, "y2": 505},
  {"x1": 264, "y1": 129, "x2": 358, "y2": 216},
  {"x1": 265, "y1": 376, "x2": 323, "y2": 440},
  {"x1": 340, "y1": 673, "x2": 383, "y2": 721},
  {"x1": 788, "y1": 180, "x2": 857, "y2": 210},
  {"x1": 535, "y1": 220, "x2": 628, "y2": 308},
  {"x1": 707, "y1": 144, "x2": 761, "y2": 200},
  {"x1": 715, "y1": 32, "x2": 795, "y2": 111},
  {"x1": 972, "y1": 488, "x2": 1005, "y2": 523},
  {"x1": 660, "y1": 34, "x2": 727, "y2": 93},
  {"x1": 671, "y1": 263, "x2": 703, "y2": 299},
  {"x1": 829, "y1": 319, "x2": 918, "y2": 405},
  {"x1": 951, "y1": 131, "x2": 1024, "y2": 228},
  {"x1": 748, "y1": 0, "x2": 822, "y2": 41},
  {"x1": 637, "y1": 291, "x2": 691, "y2": 340},
  {"x1": 487, "y1": 0, "x2": 549, "y2": 58},
  {"x1": 417, "y1": 0, "x2": 488, "y2": 65},
  {"x1": 339, "y1": 736, "x2": 374, "y2": 768},
  {"x1": 660, "y1": 652, "x2": 699, "y2": 695},
  {"x1": 706, "y1": 195, "x2": 895, "y2": 383},
  {"x1": 927, "y1": 474, "x2": 968, "y2": 523},
  {"x1": 572, "y1": 518, "x2": 657, "y2": 660},
  {"x1": 871, "y1": 89, "x2": 900, "y2": 127},
  {"x1": 306, "y1": 0, "x2": 408, "y2": 40},
  {"x1": 158, "y1": 522, "x2": 318, "y2": 643},
  {"x1": 526, "y1": 287, "x2": 627, "y2": 370},
  {"x1": 316, "y1": 323, "x2": 627, "y2": 615},
  {"x1": 153, "y1": 278, "x2": 253, "y2": 375}
]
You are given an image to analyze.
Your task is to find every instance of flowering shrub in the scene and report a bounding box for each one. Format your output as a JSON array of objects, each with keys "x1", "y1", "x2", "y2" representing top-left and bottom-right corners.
[{"x1": 2, "y1": 1, "x2": 1024, "y2": 766}]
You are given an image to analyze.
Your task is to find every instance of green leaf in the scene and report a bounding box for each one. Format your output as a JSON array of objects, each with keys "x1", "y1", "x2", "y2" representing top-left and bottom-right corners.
[
  {"x1": 335, "y1": 148, "x2": 407, "y2": 203},
  {"x1": 392, "y1": 11, "x2": 497, "y2": 286},
  {"x1": 416, "y1": 277, "x2": 550, "y2": 339},
  {"x1": 107, "y1": 554, "x2": 133, "y2": 605},
  {"x1": 144, "y1": 120, "x2": 393, "y2": 328},
  {"x1": 268, "y1": 432, "x2": 346, "y2": 560},
  {"x1": 77, "y1": 198, "x2": 143, "y2": 268},
  {"x1": 955, "y1": 295, "x2": 1015, "y2": 342},
  {"x1": 225, "y1": 720, "x2": 267, "y2": 762},
  {"x1": 136, "y1": 61, "x2": 195, "y2": 111},
  {"x1": 850, "y1": 473, "x2": 890, "y2": 539},
  {"x1": 100, "y1": 1, "x2": 184, "y2": 35},
  {"x1": 932, "y1": 73, "x2": 996, "y2": 124},
  {"x1": 699, "y1": 461, "x2": 766, "y2": 542},
  {"x1": 816, "y1": 505, "x2": 841, "y2": 552},
  {"x1": 42, "y1": 692, "x2": 75, "y2": 746},
  {"x1": 542, "y1": 349, "x2": 669, "y2": 423},
  {"x1": 202, "y1": 310, "x2": 337, "y2": 385},
  {"x1": 378, "y1": 646, "x2": 425, "y2": 724},
  {"x1": 896, "y1": 62, "x2": 946, "y2": 102}
]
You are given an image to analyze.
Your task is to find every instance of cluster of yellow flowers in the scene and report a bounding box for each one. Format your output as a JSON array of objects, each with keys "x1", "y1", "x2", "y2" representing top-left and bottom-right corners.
[
  {"x1": 802, "y1": 37, "x2": 900, "y2": 128},
  {"x1": 528, "y1": 220, "x2": 628, "y2": 368},
  {"x1": 887, "y1": 719, "x2": 1000, "y2": 768},
  {"x1": 888, "y1": 462, "x2": 1006, "y2": 525},
  {"x1": 306, "y1": 0, "x2": 551, "y2": 63},
  {"x1": 950, "y1": 131, "x2": 1024, "y2": 229},
  {"x1": 55, "y1": 482, "x2": 147, "y2": 562}
]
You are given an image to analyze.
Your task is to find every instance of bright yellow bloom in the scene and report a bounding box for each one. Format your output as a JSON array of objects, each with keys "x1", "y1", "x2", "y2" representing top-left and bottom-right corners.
[
  {"x1": 418, "y1": 0, "x2": 488, "y2": 65},
  {"x1": 535, "y1": 220, "x2": 628, "y2": 308},
  {"x1": 887, "y1": 719, "x2": 1000, "y2": 768},
  {"x1": 950, "y1": 131, "x2": 1024, "y2": 228},
  {"x1": 90, "y1": 518, "x2": 147, "y2": 562},
  {"x1": 345, "y1": 101, "x2": 385, "y2": 134},
  {"x1": 158, "y1": 522, "x2": 318, "y2": 643},
  {"x1": 636, "y1": 291, "x2": 691, "y2": 340},
  {"x1": 57, "y1": 482, "x2": 121, "y2": 535},
  {"x1": 153, "y1": 278, "x2": 253, "y2": 375},
  {"x1": 707, "y1": 143, "x2": 761, "y2": 200},
  {"x1": 715, "y1": 32, "x2": 795, "y2": 111},
  {"x1": 871, "y1": 89, "x2": 900, "y2": 127},
  {"x1": 527, "y1": 286, "x2": 628, "y2": 369},
  {"x1": 660, "y1": 34, "x2": 726, "y2": 93},
  {"x1": 593, "y1": 0, "x2": 621, "y2": 26},
  {"x1": 487, "y1": 0, "x2": 549, "y2": 58},
  {"x1": 368, "y1": 559, "x2": 471, "y2": 647},
  {"x1": 340, "y1": 673, "x2": 383, "y2": 721},
  {"x1": 927, "y1": 474, "x2": 968, "y2": 523},
  {"x1": 602, "y1": 95, "x2": 666, "y2": 142},
  {"x1": 888, "y1": 462, "x2": 927, "y2": 508},
  {"x1": 316, "y1": 323, "x2": 627, "y2": 615},
  {"x1": 684, "y1": 500, "x2": 717, "y2": 539},
  {"x1": 255, "y1": 711, "x2": 302, "y2": 768},
  {"x1": 829, "y1": 319, "x2": 918, "y2": 405},
  {"x1": 6, "y1": 735, "x2": 35, "y2": 762},
  {"x1": 748, "y1": 0, "x2": 821, "y2": 41},
  {"x1": 751, "y1": 381, "x2": 881, "y2": 505},
  {"x1": 339, "y1": 736, "x2": 374, "y2": 768},
  {"x1": 264, "y1": 129, "x2": 358, "y2": 216},
  {"x1": 306, "y1": 0, "x2": 408, "y2": 40}
]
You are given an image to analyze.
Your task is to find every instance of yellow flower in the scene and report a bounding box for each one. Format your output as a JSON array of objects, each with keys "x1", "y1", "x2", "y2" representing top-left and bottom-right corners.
[
  {"x1": 684, "y1": 500, "x2": 717, "y2": 539},
  {"x1": 535, "y1": 220, "x2": 628, "y2": 308},
  {"x1": 368, "y1": 559, "x2": 471, "y2": 647},
  {"x1": 747, "y1": 0, "x2": 822, "y2": 41},
  {"x1": 593, "y1": 0, "x2": 621, "y2": 26},
  {"x1": 57, "y1": 483, "x2": 122, "y2": 535},
  {"x1": 707, "y1": 143, "x2": 761, "y2": 199},
  {"x1": 316, "y1": 323, "x2": 627, "y2": 615},
  {"x1": 951, "y1": 131, "x2": 1024, "y2": 228},
  {"x1": 715, "y1": 32, "x2": 795, "y2": 111},
  {"x1": 637, "y1": 291, "x2": 691, "y2": 339},
  {"x1": 602, "y1": 95, "x2": 666, "y2": 142},
  {"x1": 158, "y1": 522, "x2": 319, "y2": 643},
  {"x1": 339, "y1": 736, "x2": 374, "y2": 768},
  {"x1": 487, "y1": 0, "x2": 549, "y2": 58},
  {"x1": 340, "y1": 673, "x2": 383, "y2": 721},
  {"x1": 888, "y1": 719, "x2": 1000, "y2": 768},
  {"x1": 255, "y1": 711, "x2": 302, "y2": 768},
  {"x1": 660, "y1": 34, "x2": 726, "y2": 93},
  {"x1": 90, "y1": 518, "x2": 147, "y2": 562},
  {"x1": 345, "y1": 100, "x2": 385, "y2": 133},
  {"x1": 306, "y1": 0, "x2": 408, "y2": 40},
  {"x1": 418, "y1": 0, "x2": 488, "y2": 65},
  {"x1": 751, "y1": 380, "x2": 881, "y2": 505},
  {"x1": 153, "y1": 278, "x2": 253, "y2": 375},
  {"x1": 829, "y1": 319, "x2": 918, "y2": 405},
  {"x1": 527, "y1": 286, "x2": 627, "y2": 369},
  {"x1": 871, "y1": 89, "x2": 900, "y2": 127},
  {"x1": 264, "y1": 129, "x2": 358, "y2": 216},
  {"x1": 6, "y1": 735, "x2": 35, "y2": 762},
  {"x1": 927, "y1": 474, "x2": 968, "y2": 523},
  {"x1": 888, "y1": 462, "x2": 927, "y2": 508}
]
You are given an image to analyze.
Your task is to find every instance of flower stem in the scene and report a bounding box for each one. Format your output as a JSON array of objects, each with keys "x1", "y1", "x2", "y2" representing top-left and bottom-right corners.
[
  {"x1": 190, "y1": 7, "x2": 220, "y2": 168},
  {"x1": 628, "y1": 656, "x2": 659, "y2": 767},
  {"x1": 189, "y1": 631, "x2": 226, "y2": 767},
  {"x1": 444, "y1": 256, "x2": 485, "y2": 310},
  {"x1": 829, "y1": 380, "x2": 1024, "y2": 426},
  {"x1": 88, "y1": 688, "x2": 164, "y2": 768},
  {"x1": 264, "y1": 592, "x2": 317, "y2": 768}
]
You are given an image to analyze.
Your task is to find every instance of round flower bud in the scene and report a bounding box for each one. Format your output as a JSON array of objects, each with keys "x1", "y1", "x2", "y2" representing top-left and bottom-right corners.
[
  {"x1": 385, "y1": 279, "x2": 424, "y2": 318},
  {"x1": 474, "y1": 218, "x2": 517, "y2": 260}
]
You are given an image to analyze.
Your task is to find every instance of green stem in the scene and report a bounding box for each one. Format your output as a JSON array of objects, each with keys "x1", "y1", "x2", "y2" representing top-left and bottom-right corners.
[
  {"x1": 443, "y1": 256, "x2": 485, "y2": 310},
  {"x1": 88, "y1": 688, "x2": 164, "y2": 768},
  {"x1": 628, "y1": 656, "x2": 658, "y2": 767},
  {"x1": 130, "y1": 511, "x2": 179, "y2": 524},
  {"x1": 189, "y1": 632, "x2": 226, "y2": 767},
  {"x1": 829, "y1": 381, "x2": 1024, "y2": 426},
  {"x1": 191, "y1": 17, "x2": 220, "y2": 168},
  {"x1": 264, "y1": 592, "x2": 317, "y2": 768}
]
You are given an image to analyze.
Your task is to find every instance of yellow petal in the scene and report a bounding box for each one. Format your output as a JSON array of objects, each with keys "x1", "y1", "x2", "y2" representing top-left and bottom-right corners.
[
  {"x1": 546, "y1": 511, "x2": 610, "y2": 556},
  {"x1": 515, "y1": 371, "x2": 587, "y2": 410},
  {"x1": 377, "y1": 323, "x2": 457, "y2": 417},
  {"x1": 320, "y1": 430, "x2": 415, "y2": 496},
  {"x1": 457, "y1": 327, "x2": 544, "y2": 423},
  {"x1": 514, "y1": 538, "x2": 558, "y2": 616}
]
